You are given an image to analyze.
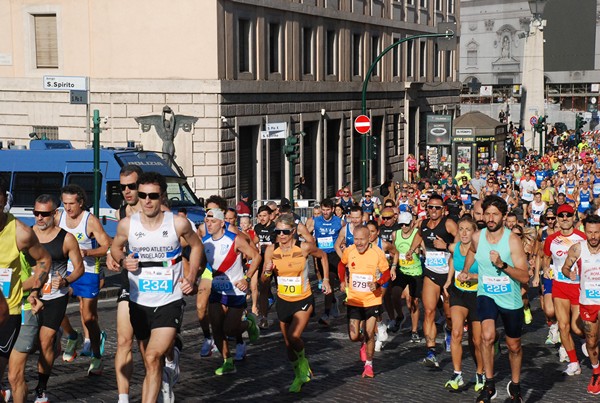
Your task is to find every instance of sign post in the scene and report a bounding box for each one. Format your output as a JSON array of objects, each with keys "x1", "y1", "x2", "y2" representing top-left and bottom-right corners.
[{"x1": 43, "y1": 75, "x2": 90, "y2": 143}]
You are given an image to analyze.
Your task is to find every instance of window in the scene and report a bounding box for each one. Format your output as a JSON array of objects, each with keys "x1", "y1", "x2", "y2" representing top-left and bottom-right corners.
[
  {"x1": 12, "y1": 172, "x2": 63, "y2": 207},
  {"x1": 371, "y1": 35, "x2": 381, "y2": 76},
  {"x1": 302, "y1": 27, "x2": 314, "y2": 75},
  {"x1": 445, "y1": 50, "x2": 452, "y2": 79},
  {"x1": 66, "y1": 173, "x2": 98, "y2": 209},
  {"x1": 436, "y1": 0, "x2": 442, "y2": 11},
  {"x1": 34, "y1": 14, "x2": 58, "y2": 69},
  {"x1": 268, "y1": 23, "x2": 281, "y2": 74},
  {"x1": 448, "y1": 0, "x2": 455, "y2": 13},
  {"x1": 326, "y1": 29, "x2": 337, "y2": 76},
  {"x1": 420, "y1": 0, "x2": 426, "y2": 7},
  {"x1": 392, "y1": 36, "x2": 401, "y2": 78},
  {"x1": 32, "y1": 125, "x2": 59, "y2": 140},
  {"x1": 467, "y1": 41, "x2": 478, "y2": 66},
  {"x1": 352, "y1": 33, "x2": 362, "y2": 76},
  {"x1": 407, "y1": 40, "x2": 414, "y2": 78},
  {"x1": 434, "y1": 44, "x2": 440, "y2": 78},
  {"x1": 238, "y1": 19, "x2": 252, "y2": 73},
  {"x1": 419, "y1": 41, "x2": 427, "y2": 77}
]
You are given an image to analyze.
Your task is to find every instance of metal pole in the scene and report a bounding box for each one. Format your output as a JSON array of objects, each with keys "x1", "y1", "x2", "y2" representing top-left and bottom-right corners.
[
  {"x1": 360, "y1": 31, "x2": 454, "y2": 194},
  {"x1": 93, "y1": 109, "x2": 100, "y2": 217},
  {"x1": 289, "y1": 158, "x2": 295, "y2": 207}
]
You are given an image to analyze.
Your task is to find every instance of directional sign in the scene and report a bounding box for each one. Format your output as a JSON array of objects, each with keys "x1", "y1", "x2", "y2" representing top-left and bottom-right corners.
[
  {"x1": 260, "y1": 122, "x2": 287, "y2": 139},
  {"x1": 529, "y1": 116, "x2": 538, "y2": 126},
  {"x1": 354, "y1": 115, "x2": 371, "y2": 134},
  {"x1": 43, "y1": 76, "x2": 87, "y2": 91}
]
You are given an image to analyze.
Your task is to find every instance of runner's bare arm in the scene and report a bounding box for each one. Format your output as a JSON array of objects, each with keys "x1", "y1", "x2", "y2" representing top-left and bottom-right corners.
[
  {"x1": 85, "y1": 214, "x2": 112, "y2": 258},
  {"x1": 63, "y1": 232, "x2": 85, "y2": 284},
  {"x1": 560, "y1": 243, "x2": 582, "y2": 281}
]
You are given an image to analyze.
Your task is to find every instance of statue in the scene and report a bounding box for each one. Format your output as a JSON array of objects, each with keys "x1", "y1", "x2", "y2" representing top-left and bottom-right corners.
[
  {"x1": 501, "y1": 36, "x2": 510, "y2": 58},
  {"x1": 135, "y1": 106, "x2": 198, "y2": 160}
]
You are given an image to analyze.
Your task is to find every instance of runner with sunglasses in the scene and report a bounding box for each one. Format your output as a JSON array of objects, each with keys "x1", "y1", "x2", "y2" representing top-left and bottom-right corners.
[
  {"x1": 420, "y1": 193, "x2": 458, "y2": 367},
  {"x1": 543, "y1": 204, "x2": 587, "y2": 375},
  {"x1": 262, "y1": 213, "x2": 331, "y2": 392},
  {"x1": 538, "y1": 210, "x2": 560, "y2": 345}
]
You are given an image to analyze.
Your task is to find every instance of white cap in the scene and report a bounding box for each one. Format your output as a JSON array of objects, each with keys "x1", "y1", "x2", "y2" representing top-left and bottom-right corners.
[
  {"x1": 419, "y1": 194, "x2": 428, "y2": 201},
  {"x1": 398, "y1": 212, "x2": 413, "y2": 225}
]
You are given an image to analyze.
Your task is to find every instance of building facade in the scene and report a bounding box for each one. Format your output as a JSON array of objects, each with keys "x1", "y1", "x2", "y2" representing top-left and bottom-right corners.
[{"x1": 0, "y1": 0, "x2": 461, "y2": 202}]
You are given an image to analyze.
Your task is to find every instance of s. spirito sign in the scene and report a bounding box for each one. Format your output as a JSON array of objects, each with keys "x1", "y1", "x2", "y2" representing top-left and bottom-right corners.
[{"x1": 43, "y1": 76, "x2": 88, "y2": 91}]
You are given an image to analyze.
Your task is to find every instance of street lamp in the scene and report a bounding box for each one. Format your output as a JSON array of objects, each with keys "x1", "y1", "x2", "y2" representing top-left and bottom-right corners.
[{"x1": 528, "y1": 0, "x2": 547, "y2": 20}]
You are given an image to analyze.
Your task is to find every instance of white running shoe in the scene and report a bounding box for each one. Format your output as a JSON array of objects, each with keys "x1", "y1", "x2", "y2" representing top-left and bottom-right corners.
[
  {"x1": 559, "y1": 346, "x2": 569, "y2": 363},
  {"x1": 158, "y1": 367, "x2": 175, "y2": 403},
  {"x1": 377, "y1": 322, "x2": 389, "y2": 342},
  {"x1": 563, "y1": 362, "x2": 582, "y2": 376},
  {"x1": 551, "y1": 323, "x2": 561, "y2": 344},
  {"x1": 583, "y1": 342, "x2": 589, "y2": 358},
  {"x1": 374, "y1": 340, "x2": 383, "y2": 352},
  {"x1": 234, "y1": 342, "x2": 247, "y2": 361}
]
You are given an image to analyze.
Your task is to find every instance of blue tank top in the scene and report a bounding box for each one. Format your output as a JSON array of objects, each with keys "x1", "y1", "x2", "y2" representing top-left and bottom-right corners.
[
  {"x1": 345, "y1": 223, "x2": 355, "y2": 246},
  {"x1": 535, "y1": 171, "x2": 545, "y2": 187},
  {"x1": 313, "y1": 215, "x2": 343, "y2": 254},
  {"x1": 579, "y1": 189, "x2": 591, "y2": 212},
  {"x1": 475, "y1": 228, "x2": 522, "y2": 310},
  {"x1": 339, "y1": 197, "x2": 354, "y2": 214},
  {"x1": 593, "y1": 177, "x2": 600, "y2": 197},
  {"x1": 362, "y1": 199, "x2": 374, "y2": 213},
  {"x1": 459, "y1": 185, "x2": 472, "y2": 205},
  {"x1": 453, "y1": 241, "x2": 478, "y2": 292}
]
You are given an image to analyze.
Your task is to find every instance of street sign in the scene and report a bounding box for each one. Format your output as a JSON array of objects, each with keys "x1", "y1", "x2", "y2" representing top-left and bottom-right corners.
[
  {"x1": 529, "y1": 116, "x2": 538, "y2": 126},
  {"x1": 43, "y1": 76, "x2": 88, "y2": 91},
  {"x1": 70, "y1": 90, "x2": 88, "y2": 105},
  {"x1": 354, "y1": 115, "x2": 371, "y2": 134},
  {"x1": 260, "y1": 122, "x2": 287, "y2": 139}
]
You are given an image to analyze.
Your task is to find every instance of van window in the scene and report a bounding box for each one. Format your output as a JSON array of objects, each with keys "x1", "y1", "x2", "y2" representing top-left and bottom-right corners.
[
  {"x1": 166, "y1": 181, "x2": 199, "y2": 207},
  {"x1": 0, "y1": 172, "x2": 10, "y2": 188},
  {"x1": 12, "y1": 172, "x2": 63, "y2": 207},
  {"x1": 106, "y1": 181, "x2": 122, "y2": 210},
  {"x1": 66, "y1": 173, "x2": 101, "y2": 209}
]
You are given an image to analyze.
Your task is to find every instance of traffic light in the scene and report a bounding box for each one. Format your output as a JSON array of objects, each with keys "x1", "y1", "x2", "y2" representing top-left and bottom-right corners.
[
  {"x1": 283, "y1": 135, "x2": 299, "y2": 161},
  {"x1": 369, "y1": 134, "x2": 379, "y2": 160},
  {"x1": 576, "y1": 113, "x2": 587, "y2": 131},
  {"x1": 535, "y1": 115, "x2": 546, "y2": 134}
]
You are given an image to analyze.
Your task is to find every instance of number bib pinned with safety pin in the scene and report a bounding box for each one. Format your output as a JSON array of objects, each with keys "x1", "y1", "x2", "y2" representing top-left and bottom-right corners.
[
  {"x1": 482, "y1": 275, "x2": 511, "y2": 295},
  {"x1": 138, "y1": 268, "x2": 173, "y2": 294},
  {"x1": 351, "y1": 273, "x2": 372, "y2": 292},
  {"x1": 278, "y1": 276, "x2": 302, "y2": 296}
]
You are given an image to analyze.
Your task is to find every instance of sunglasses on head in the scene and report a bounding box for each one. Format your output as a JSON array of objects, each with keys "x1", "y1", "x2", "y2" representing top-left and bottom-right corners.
[
  {"x1": 558, "y1": 213, "x2": 574, "y2": 218},
  {"x1": 427, "y1": 205, "x2": 443, "y2": 210},
  {"x1": 138, "y1": 192, "x2": 161, "y2": 200},
  {"x1": 274, "y1": 229, "x2": 293, "y2": 235},
  {"x1": 33, "y1": 210, "x2": 54, "y2": 217},
  {"x1": 120, "y1": 183, "x2": 137, "y2": 191}
]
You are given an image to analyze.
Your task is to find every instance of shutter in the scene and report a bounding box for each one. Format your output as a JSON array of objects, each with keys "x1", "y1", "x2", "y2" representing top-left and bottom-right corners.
[{"x1": 35, "y1": 14, "x2": 58, "y2": 68}]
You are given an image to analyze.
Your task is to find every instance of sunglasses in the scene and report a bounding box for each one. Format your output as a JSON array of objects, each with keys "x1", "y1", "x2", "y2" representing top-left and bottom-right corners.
[
  {"x1": 138, "y1": 192, "x2": 161, "y2": 200},
  {"x1": 513, "y1": 231, "x2": 523, "y2": 237},
  {"x1": 382, "y1": 216, "x2": 394, "y2": 220},
  {"x1": 546, "y1": 216, "x2": 556, "y2": 221},
  {"x1": 558, "y1": 213, "x2": 574, "y2": 218},
  {"x1": 400, "y1": 223, "x2": 411, "y2": 228},
  {"x1": 365, "y1": 195, "x2": 372, "y2": 198},
  {"x1": 427, "y1": 205, "x2": 444, "y2": 210},
  {"x1": 120, "y1": 183, "x2": 137, "y2": 191},
  {"x1": 33, "y1": 210, "x2": 54, "y2": 217},
  {"x1": 274, "y1": 229, "x2": 293, "y2": 235},
  {"x1": 408, "y1": 191, "x2": 414, "y2": 194}
]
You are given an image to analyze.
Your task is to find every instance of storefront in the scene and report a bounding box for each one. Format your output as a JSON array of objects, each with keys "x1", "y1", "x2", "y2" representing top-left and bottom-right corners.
[
  {"x1": 451, "y1": 112, "x2": 508, "y2": 175},
  {"x1": 425, "y1": 114, "x2": 453, "y2": 175}
]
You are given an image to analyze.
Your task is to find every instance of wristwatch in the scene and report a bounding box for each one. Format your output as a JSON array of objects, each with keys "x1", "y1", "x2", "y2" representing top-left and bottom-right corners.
[{"x1": 498, "y1": 261, "x2": 508, "y2": 271}]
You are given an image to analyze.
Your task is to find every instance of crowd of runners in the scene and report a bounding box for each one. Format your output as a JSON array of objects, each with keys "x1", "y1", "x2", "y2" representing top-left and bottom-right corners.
[{"x1": 2, "y1": 133, "x2": 600, "y2": 402}]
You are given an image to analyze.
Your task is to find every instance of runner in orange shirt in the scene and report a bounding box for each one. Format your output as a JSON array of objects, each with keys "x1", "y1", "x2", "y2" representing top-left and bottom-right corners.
[{"x1": 338, "y1": 225, "x2": 390, "y2": 378}]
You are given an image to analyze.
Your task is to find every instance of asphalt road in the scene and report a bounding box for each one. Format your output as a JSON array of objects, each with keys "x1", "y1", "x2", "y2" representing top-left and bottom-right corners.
[{"x1": 8, "y1": 276, "x2": 598, "y2": 403}]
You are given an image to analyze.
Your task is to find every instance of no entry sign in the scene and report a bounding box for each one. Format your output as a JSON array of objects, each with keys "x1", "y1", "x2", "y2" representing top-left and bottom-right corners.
[{"x1": 354, "y1": 115, "x2": 371, "y2": 134}]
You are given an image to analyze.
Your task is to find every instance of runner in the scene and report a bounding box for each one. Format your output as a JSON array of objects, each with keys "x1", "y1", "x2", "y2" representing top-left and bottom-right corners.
[
  {"x1": 203, "y1": 208, "x2": 261, "y2": 376},
  {"x1": 538, "y1": 210, "x2": 560, "y2": 345},
  {"x1": 420, "y1": 194, "x2": 457, "y2": 366},
  {"x1": 262, "y1": 213, "x2": 331, "y2": 392},
  {"x1": 560, "y1": 214, "x2": 600, "y2": 394},
  {"x1": 543, "y1": 204, "x2": 586, "y2": 374},
  {"x1": 443, "y1": 215, "x2": 484, "y2": 392},
  {"x1": 338, "y1": 225, "x2": 390, "y2": 377},
  {"x1": 57, "y1": 184, "x2": 111, "y2": 374},
  {"x1": 253, "y1": 205, "x2": 276, "y2": 329},
  {"x1": 468, "y1": 195, "x2": 530, "y2": 403}
]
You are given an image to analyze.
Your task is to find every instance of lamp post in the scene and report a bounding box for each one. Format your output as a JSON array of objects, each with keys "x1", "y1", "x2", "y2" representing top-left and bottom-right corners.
[{"x1": 521, "y1": 0, "x2": 548, "y2": 152}]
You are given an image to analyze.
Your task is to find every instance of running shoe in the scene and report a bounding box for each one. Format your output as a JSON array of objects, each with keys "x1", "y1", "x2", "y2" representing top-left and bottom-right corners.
[
  {"x1": 298, "y1": 357, "x2": 313, "y2": 382},
  {"x1": 1, "y1": 387, "x2": 11, "y2": 403},
  {"x1": 200, "y1": 337, "x2": 216, "y2": 357},
  {"x1": 377, "y1": 322, "x2": 389, "y2": 342},
  {"x1": 583, "y1": 342, "x2": 589, "y2": 358},
  {"x1": 360, "y1": 342, "x2": 367, "y2": 362},
  {"x1": 63, "y1": 331, "x2": 83, "y2": 362},
  {"x1": 374, "y1": 340, "x2": 383, "y2": 352},
  {"x1": 88, "y1": 357, "x2": 103, "y2": 376},
  {"x1": 317, "y1": 280, "x2": 323, "y2": 290},
  {"x1": 474, "y1": 373, "x2": 486, "y2": 392},
  {"x1": 318, "y1": 314, "x2": 330, "y2": 327},
  {"x1": 246, "y1": 312, "x2": 260, "y2": 343},
  {"x1": 551, "y1": 323, "x2": 561, "y2": 344},
  {"x1": 234, "y1": 342, "x2": 247, "y2": 361},
  {"x1": 507, "y1": 381, "x2": 523, "y2": 402},
  {"x1": 289, "y1": 358, "x2": 312, "y2": 393},
  {"x1": 545, "y1": 327, "x2": 556, "y2": 345},
  {"x1": 563, "y1": 362, "x2": 582, "y2": 376},
  {"x1": 411, "y1": 332, "x2": 421, "y2": 343},
  {"x1": 170, "y1": 344, "x2": 181, "y2": 385},
  {"x1": 362, "y1": 364, "x2": 374, "y2": 378},
  {"x1": 558, "y1": 346, "x2": 569, "y2": 363},
  {"x1": 158, "y1": 367, "x2": 174, "y2": 403},
  {"x1": 523, "y1": 307, "x2": 532, "y2": 325},
  {"x1": 476, "y1": 385, "x2": 497, "y2": 403},
  {"x1": 268, "y1": 296, "x2": 276, "y2": 310},
  {"x1": 444, "y1": 326, "x2": 452, "y2": 352},
  {"x1": 34, "y1": 388, "x2": 49, "y2": 403},
  {"x1": 258, "y1": 315, "x2": 269, "y2": 329},
  {"x1": 588, "y1": 373, "x2": 600, "y2": 395},
  {"x1": 215, "y1": 359, "x2": 236, "y2": 376},
  {"x1": 330, "y1": 300, "x2": 341, "y2": 318},
  {"x1": 100, "y1": 330, "x2": 107, "y2": 356},
  {"x1": 422, "y1": 350, "x2": 439, "y2": 368},
  {"x1": 387, "y1": 319, "x2": 400, "y2": 333},
  {"x1": 81, "y1": 338, "x2": 92, "y2": 357},
  {"x1": 444, "y1": 372, "x2": 464, "y2": 390}
]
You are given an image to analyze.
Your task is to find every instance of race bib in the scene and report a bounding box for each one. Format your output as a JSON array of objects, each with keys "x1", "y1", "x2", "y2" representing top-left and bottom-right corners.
[
  {"x1": 460, "y1": 194, "x2": 469, "y2": 202},
  {"x1": 317, "y1": 236, "x2": 334, "y2": 250},
  {"x1": 351, "y1": 273, "x2": 372, "y2": 292},
  {"x1": 278, "y1": 276, "x2": 302, "y2": 296},
  {"x1": 581, "y1": 201, "x2": 590, "y2": 209},
  {"x1": 0, "y1": 268, "x2": 11, "y2": 298},
  {"x1": 425, "y1": 251, "x2": 448, "y2": 269},
  {"x1": 454, "y1": 271, "x2": 477, "y2": 291},
  {"x1": 482, "y1": 275, "x2": 511, "y2": 295},
  {"x1": 212, "y1": 275, "x2": 234, "y2": 293},
  {"x1": 557, "y1": 269, "x2": 579, "y2": 282},
  {"x1": 138, "y1": 268, "x2": 174, "y2": 293},
  {"x1": 398, "y1": 253, "x2": 414, "y2": 266},
  {"x1": 585, "y1": 281, "x2": 600, "y2": 299}
]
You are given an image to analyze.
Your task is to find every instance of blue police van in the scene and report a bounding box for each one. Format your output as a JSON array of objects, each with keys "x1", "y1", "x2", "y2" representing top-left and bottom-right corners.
[{"x1": 0, "y1": 139, "x2": 205, "y2": 236}]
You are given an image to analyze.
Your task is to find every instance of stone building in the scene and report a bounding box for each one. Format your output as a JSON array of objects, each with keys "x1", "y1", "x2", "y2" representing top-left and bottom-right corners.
[{"x1": 0, "y1": 0, "x2": 461, "y2": 202}]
